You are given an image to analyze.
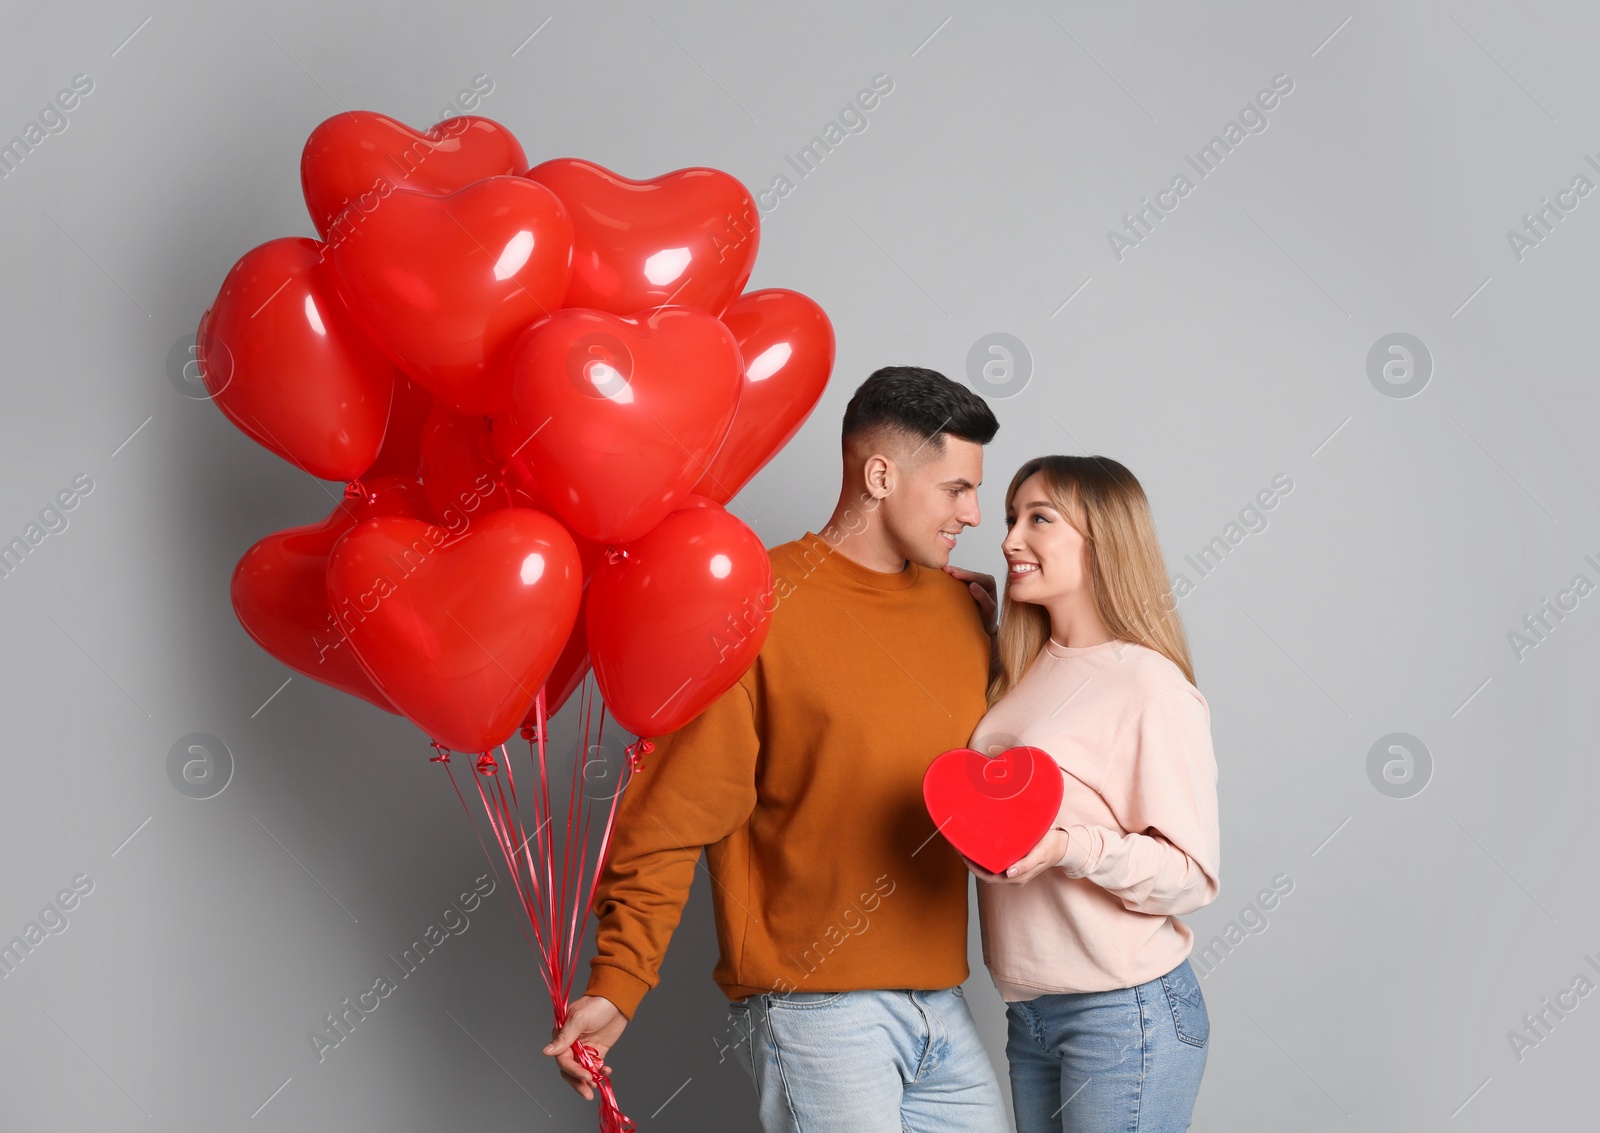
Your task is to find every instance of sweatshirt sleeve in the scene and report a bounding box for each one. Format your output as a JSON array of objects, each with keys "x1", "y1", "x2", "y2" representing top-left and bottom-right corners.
[
  {"x1": 1055, "y1": 686, "x2": 1220, "y2": 917},
  {"x1": 584, "y1": 674, "x2": 761, "y2": 1019}
]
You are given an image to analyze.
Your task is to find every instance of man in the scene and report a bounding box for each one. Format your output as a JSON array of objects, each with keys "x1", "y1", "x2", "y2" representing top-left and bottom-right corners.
[{"x1": 542, "y1": 365, "x2": 1008, "y2": 1132}]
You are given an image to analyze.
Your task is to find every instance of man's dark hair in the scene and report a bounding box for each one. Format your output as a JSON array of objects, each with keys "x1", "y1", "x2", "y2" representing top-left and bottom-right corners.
[{"x1": 840, "y1": 365, "x2": 999, "y2": 457}]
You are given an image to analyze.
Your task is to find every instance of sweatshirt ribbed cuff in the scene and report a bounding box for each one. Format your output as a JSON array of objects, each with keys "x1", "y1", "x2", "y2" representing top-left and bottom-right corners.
[
  {"x1": 1056, "y1": 825, "x2": 1099, "y2": 876},
  {"x1": 585, "y1": 963, "x2": 653, "y2": 1021}
]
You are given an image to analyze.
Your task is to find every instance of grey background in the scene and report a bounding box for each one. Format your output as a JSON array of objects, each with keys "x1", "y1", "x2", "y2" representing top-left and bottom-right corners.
[{"x1": 1, "y1": 0, "x2": 1596, "y2": 1128}]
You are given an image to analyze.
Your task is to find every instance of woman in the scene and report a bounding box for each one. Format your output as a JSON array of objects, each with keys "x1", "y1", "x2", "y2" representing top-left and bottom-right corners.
[{"x1": 962, "y1": 454, "x2": 1221, "y2": 1133}]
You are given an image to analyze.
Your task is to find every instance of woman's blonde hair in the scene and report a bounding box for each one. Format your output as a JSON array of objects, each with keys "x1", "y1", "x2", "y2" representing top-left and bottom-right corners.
[{"x1": 987, "y1": 454, "x2": 1194, "y2": 706}]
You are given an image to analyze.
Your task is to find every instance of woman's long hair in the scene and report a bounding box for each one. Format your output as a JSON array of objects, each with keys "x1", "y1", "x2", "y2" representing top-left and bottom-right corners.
[{"x1": 987, "y1": 454, "x2": 1194, "y2": 706}]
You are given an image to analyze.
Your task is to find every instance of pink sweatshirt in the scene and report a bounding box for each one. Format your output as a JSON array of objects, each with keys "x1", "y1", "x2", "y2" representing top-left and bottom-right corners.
[{"x1": 971, "y1": 637, "x2": 1221, "y2": 999}]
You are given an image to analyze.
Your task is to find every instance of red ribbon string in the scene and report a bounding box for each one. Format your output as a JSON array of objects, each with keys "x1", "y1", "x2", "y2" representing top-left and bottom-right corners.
[{"x1": 435, "y1": 677, "x2": 641, "y2": 1133}]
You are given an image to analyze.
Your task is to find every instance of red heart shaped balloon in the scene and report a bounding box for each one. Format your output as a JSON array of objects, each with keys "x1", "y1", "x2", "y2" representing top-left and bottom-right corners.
[
  {"x1": 327, "y1": 508, "x2": 582, "y2": 752},
  {"x1": 302, "y1": 111, "x2": 527, "y2": 242},
  {"x1": 199, "y1": 237, "x2": 397, "y2": 481},
  {"x1": 693, "y1": 288, "x2": 835, "y2": 503},
  {"x1": 524, "y1": 158, "x2": 758, "y2": 317},
  {"x1": 326, "y1": 176, "x2": 574, "y2": 415},
  {"x1": 362, "y1": 375, "x2": 433, "y2": 481},
  {"x1": 501, "y1": 306, "x2": 744, "y2": 544},
  {"x1": 230, "y1": 476, "x2": 431, "y2": 712},
  {"x1": 922, "y1": 746, "x2": 1066, "y2": 874},
  {"x1": 587, "y1": 498, "x2": 771, "y2": 737}
]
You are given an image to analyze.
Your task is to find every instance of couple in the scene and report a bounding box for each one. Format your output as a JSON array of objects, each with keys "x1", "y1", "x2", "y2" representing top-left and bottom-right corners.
[{"x1": 542, "y1": 365, "x2": 1222, "y2": 1132}]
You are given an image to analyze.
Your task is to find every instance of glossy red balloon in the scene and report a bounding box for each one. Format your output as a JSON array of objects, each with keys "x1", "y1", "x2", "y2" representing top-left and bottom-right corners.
[
  {"x1": 362, "y1": 375, "x2": 433, "y2": 480},
  {"x1": 327, "y1": 508, "x2": 583, "y2": 752},
  {"x1": 302, "y1": 111, "x2": 528, "y2": 242},
  {"x1": 230, "y1": 476, "x2": 431, "y2": 713},
  {"x1": 587, "y1": 499, "x2": 772, "y2": 737},
  {"x1": 417, "y1": 405, "x2": 515, "y2": 525},
  {"x1": 325, "y1": 177, "x2": 574, "y2": 415},
  {"x1": 693, "y1": 288, "x2": 835, "y2": 503},
  {"x1": 199, "y1": 237, "x2": 397, "y2": 480},
  {"x1": 500, "y1": 307, "x2": 744, "y2": 544},
  {"x1": 524, "y1": 158, "x2": 758, "y2": 317}
]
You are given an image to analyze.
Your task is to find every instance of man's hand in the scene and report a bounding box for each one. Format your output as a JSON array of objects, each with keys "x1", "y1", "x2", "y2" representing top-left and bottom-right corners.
[
  {"x1": 943, "y1": 564, "x2": 998, "y2": 635},
  {"x1": 958, "y1": 827, "x2": 1070, "y2": 886},
  {"x1": 542, "y1": 995, "x2": 627, "y2": 1101}
]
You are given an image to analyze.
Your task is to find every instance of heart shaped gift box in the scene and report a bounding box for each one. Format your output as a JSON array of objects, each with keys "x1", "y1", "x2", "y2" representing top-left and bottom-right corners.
[{"x1": 923, "y1": 745, "x2": 1066, "y2": 874}]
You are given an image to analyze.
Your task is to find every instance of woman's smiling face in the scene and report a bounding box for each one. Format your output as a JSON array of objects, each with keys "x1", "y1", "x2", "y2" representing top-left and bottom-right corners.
[{"x1": 1001, "y1": 471, "x2": 1092, "y2": 603}]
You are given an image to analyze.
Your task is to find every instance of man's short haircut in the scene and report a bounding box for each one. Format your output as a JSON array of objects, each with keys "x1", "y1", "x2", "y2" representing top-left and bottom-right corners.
[{"x1": 840, "y1": 365, "x2": 999, "y2": 461}]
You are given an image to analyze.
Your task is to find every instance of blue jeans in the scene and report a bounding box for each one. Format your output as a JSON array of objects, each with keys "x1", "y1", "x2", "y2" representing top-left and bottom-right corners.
[
  {"x1": 1004, "y1": 958, "x2": 1209, "y2": 1132},
  {"x1": 725, "y1": 986, "x2": 1010, "y2": 1132}
]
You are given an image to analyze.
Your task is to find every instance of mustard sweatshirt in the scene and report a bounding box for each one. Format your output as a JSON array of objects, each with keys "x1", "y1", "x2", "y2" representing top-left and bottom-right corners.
[{"x1": 585, "y1": 530, "x2": 991, "y2": 1019}]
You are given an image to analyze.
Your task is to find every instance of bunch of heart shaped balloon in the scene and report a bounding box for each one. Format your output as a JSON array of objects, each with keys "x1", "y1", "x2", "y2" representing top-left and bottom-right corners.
[
  {"x1": 206, "y1": 109, "x2": 834, "y2": 752},
  {"x1": 199, "y1": 111, "x2": 834, "y2": 1130}
]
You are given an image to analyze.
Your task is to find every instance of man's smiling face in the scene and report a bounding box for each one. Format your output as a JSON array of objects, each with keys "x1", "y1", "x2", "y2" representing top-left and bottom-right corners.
[{"x1": 879, "y1": 434, "x2": 984, "y2": 570}]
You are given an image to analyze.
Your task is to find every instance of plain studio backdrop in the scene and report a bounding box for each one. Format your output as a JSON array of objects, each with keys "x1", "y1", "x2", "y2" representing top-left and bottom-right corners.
[{"x1": 1, "y1": 0, "x2": 1597, "y2": 1129}]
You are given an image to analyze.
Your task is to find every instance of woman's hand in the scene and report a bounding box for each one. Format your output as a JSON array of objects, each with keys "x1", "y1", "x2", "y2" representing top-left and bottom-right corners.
[{"x1": 959, "y1": 827, "x2": 1071, "y2": 886}]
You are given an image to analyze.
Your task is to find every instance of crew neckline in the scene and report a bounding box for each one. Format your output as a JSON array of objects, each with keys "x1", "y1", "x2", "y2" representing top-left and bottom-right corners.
[
  {"x1": 1045, "y1": 636, "x2": 1128, "y2": 658},
  {"x1": 798, "y1": 531, "x2": 921, "y2": 591}
]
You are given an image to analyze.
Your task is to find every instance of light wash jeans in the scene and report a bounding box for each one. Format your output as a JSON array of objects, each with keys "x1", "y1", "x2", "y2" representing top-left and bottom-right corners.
[
  {"x1": 725, "y1": 985, "x2": 1010, "y2": 1133},
  {"x1": 1004, "y1": 958, "x2": 1210, "y2": 1132}
]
